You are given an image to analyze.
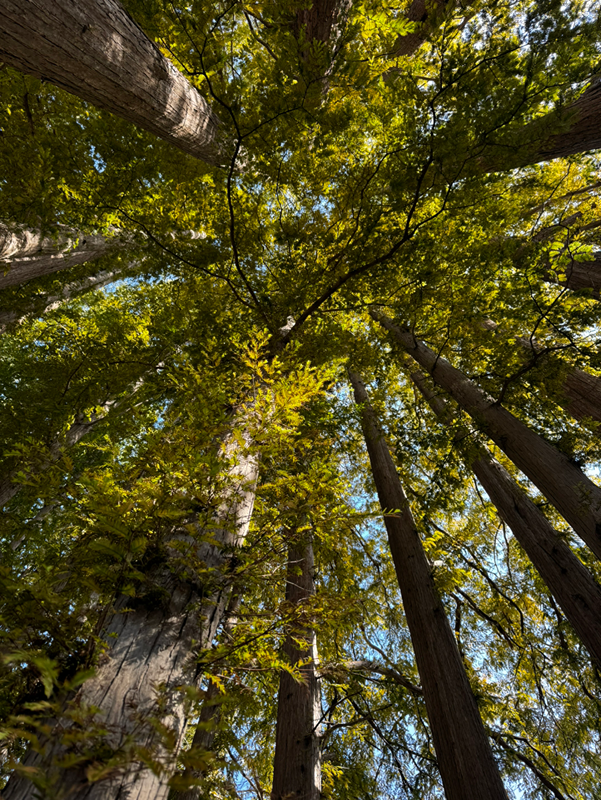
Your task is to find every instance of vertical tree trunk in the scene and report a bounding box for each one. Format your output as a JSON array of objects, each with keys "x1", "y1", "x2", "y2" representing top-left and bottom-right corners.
[
  {"x1": 3, "y1": 442, "x2": 259, "y2": 800},
  {"x1": 0, "y1": 223, "x2": 123, "y2": 289},
  {"x1": 370, "y1": 308, "x2": 601, "y2": 561},
  {"x1": 411, "y1": 370, "x2": 601, "y2": 670},
  {"x1": 271, "y1": 536, "x2": 321, "y2": 800},
  {"x1": 349, "y1": 371, "x2": 508, "y2": 800},
  {"x1": 0, "y1": 0, "x2": 224, "y2": 165},
  {"x1": 0, "y1": 269, "x2": 122, "y2": 332}
]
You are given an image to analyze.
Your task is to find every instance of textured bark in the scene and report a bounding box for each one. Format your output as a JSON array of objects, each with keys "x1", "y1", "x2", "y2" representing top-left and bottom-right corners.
[
  {"x1": 3, "y1": 440, "x2": 259, "y2": 799},
  {"x1": 0, "y1": 0, "x2": 224, "y2": 166},
  {"x1": 291, "y1": 0, "x2": 351, "y2": 46},
  {"x1": 371, "y1": 308, "x2": 601, "y2": 561},
  {"x1": 0, "y1": 223, "x2": 123, "y2": 289},
  {"x1": 412, "y1": 371, "x2": 601, "y2": 670},
  {"x1": 271, "y1": 538, "x2": 321, "y2": 800},
  {"x1": 349, "y1": 371, "x2": 508, "y2": 800},
  {"x1": 390, "y1": 0, "x2": 447, "y2": 57},
  {"x1": 530, "y1": 79, "x2": 601, "y2": 164},
  {"x1": 0, "y1": 269, "x2": 122, "y2": 332}
]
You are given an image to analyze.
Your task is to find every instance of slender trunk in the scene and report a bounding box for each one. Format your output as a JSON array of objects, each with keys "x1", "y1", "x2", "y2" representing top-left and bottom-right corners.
[
  {"x1": 3, "y1": 440, "x2": 259, "y2": 799},
  {"x1": 480, "y1": 319, "x2": 601, "y2": 426},
  {"x1": 0, "y1": 269, "x2": 122, "y2": 332},
  {"x1": 349, "y1": 371, "x2": 507, "y2": 800},
  {"x1": 371, "y1": 308, "x2": 601, "y2": 560},
  {"x1": 0, "y1": 223, "x2": 124, "y2": 289},
  {"x1": 0, "y1": 0, "x2": 224, "y2": 166},
  {"x1": 271, "y1": 536, "x2": 321, "y2": 800},
  {"x1": 412, "y1": 370, "x2": 601, "y2": 670}
]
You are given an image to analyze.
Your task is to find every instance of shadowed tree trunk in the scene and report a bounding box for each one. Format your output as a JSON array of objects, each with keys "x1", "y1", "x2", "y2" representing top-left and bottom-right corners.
[
  {"x1": 411, "y1": 370, "x2": 601, "y2": 670},
  {"x1": 349, "y1": 371, "x2": 508, "y2": 800},
  {"x1": 390, "y1": 0, "x2": 448, "y2": 57},
  {"x1": 544, "y1": 256, "x2": 601, "y2": 297},
  {"x1": 371, "y1": 308, "x2": 601, "y2": 561},
  {"x1": 3, "y1": 434, "x2": 259, "y2": 800},
  {"x1": 480, "y1": 319, "x2": 601, "y2": 427},
  {"x1": 0, "y1": 0, "x2": 224, "y2": 166},
  {"x1": 271, "y1": 535, "x2": 321, "y2": 800},
  {"x1": 0, "y1": 223, "x2": 124, "y2": 289},
  {"x1": 0, "y1": 269, "x2": 123, "y2": 332}
]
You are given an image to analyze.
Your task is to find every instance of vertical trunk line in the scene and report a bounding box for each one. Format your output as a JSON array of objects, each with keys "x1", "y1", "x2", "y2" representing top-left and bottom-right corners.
[{"x1": 349, "y1": 370, "x2": 508, "y2": 800}]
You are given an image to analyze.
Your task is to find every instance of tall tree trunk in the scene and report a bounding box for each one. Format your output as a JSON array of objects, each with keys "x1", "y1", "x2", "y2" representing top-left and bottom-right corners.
[
  {"x1": 371, "y1": 308, "x2": 601, "y2": 561},
  {"x1": 0, "y1": 268, "x2": 122, "y2": 332},
  {"x1": 271, "y1": 536, "x2": 321, "y2": 800},
  {"x1": 390, "y1": 0, "x2": 473, "y2": 57},
  {"x1": 3, "y1": 438, "x2": 259, "y2": 800},
  {"x1": 544, "y1": 256, "x2": 601, "y2": 297},
  {"x1": 349, "y1": 371, "x2": 508, "y2": 800},
  {"x1": 0, "y1": 223, "x2": 123, "y2": 289},
  {"x1": 411, "y1": 370, "x2": 601, "y2": 670},
  {"x1": 480, "y1": 319, "x2": 601, "y2": 427},
  {"x1": 0, "y1": 0, "x2": 224, "y2": 166}
]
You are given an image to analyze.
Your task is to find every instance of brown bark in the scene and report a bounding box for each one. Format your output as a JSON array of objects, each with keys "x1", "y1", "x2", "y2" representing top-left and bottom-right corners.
[
  {"x1": 271, "y1": 537, "x2": 321, "y2": 800},
  {"x1": 0, "y1": 269, "x2": 122, "y2": 332},
  {"x1": 480, "y1": 319, "x2": 601, "y2": 427},
  {"x1": 390, "y1": 0, "x2": 447, "y2": 57},
  {"x1": 371, "y1": 308, "x2": 601, "y2": 561},
  {"x1": 412, "y1": 370, "x2": 601, "y2": 670},
  {"x1": 349, "y1": 371, "x2": 508, "y2": 800},
  {"x1": 3, "y1": 438, "x2": 259, "y2": 799},
  {"x1": 544, "y1": 256, "x2": 601, "y2": 297},
  {"x1": 0, "y1": 223, "x2": 123, "y2": 289},
  {"x1": 0, "y1": 0, "x2": 224, "y2": 166},
  {"x1": 291, "y1": 0, "x2": 351, "y2": 46}
]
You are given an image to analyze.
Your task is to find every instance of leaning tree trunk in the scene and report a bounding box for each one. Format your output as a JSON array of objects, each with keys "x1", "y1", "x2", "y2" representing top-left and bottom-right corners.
[
  {"x1": 0, "y1": 0, "x2": 224, "y2": 166},
  {"x1": 411, "y1": 370, "x2": 601, "y2": 670},
  {"x1": 271, "y1": 535, "x2": 321, "y2": 800},
  {"x1": 390, "y1": 0, "x2": 472, "y2": 57},
  {"x1": 544, "y1": 255, "x2": 601, "y2": 298},
  {"x1": 370, "y1": 308, "x2": 601, "y2": 561},
  {"x1": 0, "y1": 223, "x2": 124, "y2": 289},
  {"x1": 349, "y1": 371, "x2": 508, "y2": 800},
  {"x1": 0, "y1": 268, "x2": 123, "y2": 332},
  {"x1": 3, "y1": 435, "x2": 259, "y2": 800},
  {"x1": 480, "y1": 319, "x2": 601, "y2": 427}
]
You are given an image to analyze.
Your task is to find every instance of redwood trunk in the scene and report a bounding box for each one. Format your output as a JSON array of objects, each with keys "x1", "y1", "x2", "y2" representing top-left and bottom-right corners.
[
  {"x1": 545, "y1": 256, "x2": 601, "y2": 297},
  {"x1": 412, "y1": 371, "x2": 601, "y2": 670},
  {"x1": 0, "y1": 269, "x2": 122, "y2": 332},
  {"x1": 349, "y1": 371, "x2": 508, "y2": 800},
  {"x1": 0, "y1": 223, "x2": 122, "y2": 289},
  {"x1": 271, "y1": 537, "x2": 321, "y2": 800},
  {"x1": 0, "y1": 0, "x2": 223, "y2": 165},
  {"x1": 531, "y1": 79, "x2": 601, "y2": 163},
  {"x1": 3, "y1": 446, "x2": 258, "y2": 799},
  {"x1": 371, "y1": 309, "x2": 601, "y2": 560}
]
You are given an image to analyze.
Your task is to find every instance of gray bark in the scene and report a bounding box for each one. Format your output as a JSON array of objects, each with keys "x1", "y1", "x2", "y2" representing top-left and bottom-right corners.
[
  {"x1": 271, "y1": 537, "x2": 321, "y2": 800},
  {"x1": 371, "y1": 308, "x2": 601, "y2": 561},
  {"x1": 3, "y1": 437, "x2": 259, "y2": 799},
  {"x1": 0, "y1": 0, "x2": 224, "y2": 166},
  {"x1": 0, "y1": 269, "x2": 122, "y2": 332},
  {"x1": 0, "y1": 223, "x2": 123, "y2": 289},
  {"x1": 349, "y1": 371, "x2": 508, "y2": 800},
  {"x1": 412, "y1": 370, "x2": 601, "y2": 670}
]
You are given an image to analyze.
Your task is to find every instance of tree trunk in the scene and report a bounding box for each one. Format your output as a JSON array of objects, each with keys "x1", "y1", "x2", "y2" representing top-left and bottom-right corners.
[
  {"x1": 271, "y1": 536, "x2": 321, "y2": 800},
  {"x1": 544, "y1": 256, "x2": 601, "y2": 297},
  {"x1": 480, "y1": 319, "x2": 601, "y2": 427},
  {"x1": 371, "y1": 308, "x2": 601, "y2": 561},
  {"x1": 0, "y1": 0, "x2": 224, "y2": 166},
  {"x1": 530, "y1": 79, "x2": 601, "y2": 164},
  {"x1": 0, "y1": 269, "x2": 122, "y2": 332},
  {"x1": 0, "y1": 223, "x2": 124, "y2": 289},
  {"x1": 411, "y1": 370, "x2": 601, "y2": 670},
  {"x1": 3, "y1": 440, "x2": 259, "y2": 799},
  {"x1": 291, "y1": 0, "x2": 351, "y2": 46},
  {"x1": 390, "y1": 0, "x2": 465, "y2": 57},
  {"x1": 349, "y1": 371, "x2": 508, "y2": 800}
]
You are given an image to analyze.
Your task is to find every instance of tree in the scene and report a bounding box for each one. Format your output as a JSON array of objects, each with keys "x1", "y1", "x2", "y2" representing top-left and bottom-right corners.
[{"x1": 2, "y1": 1, "x2": 601, "y2": 798}]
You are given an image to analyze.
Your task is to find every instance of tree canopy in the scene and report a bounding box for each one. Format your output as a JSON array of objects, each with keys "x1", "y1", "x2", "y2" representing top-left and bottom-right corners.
[{"x1": 1, "y1": 1, "x2": 601, "y2": 798}]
